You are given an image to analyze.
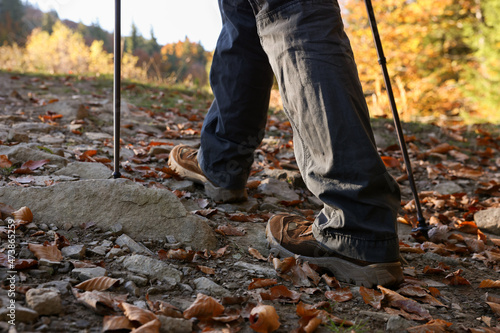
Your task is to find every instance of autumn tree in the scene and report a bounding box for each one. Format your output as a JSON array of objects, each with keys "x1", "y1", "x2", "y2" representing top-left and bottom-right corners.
[{"x1": 0, "y1": 0, "x2": 25, "y2": 44}]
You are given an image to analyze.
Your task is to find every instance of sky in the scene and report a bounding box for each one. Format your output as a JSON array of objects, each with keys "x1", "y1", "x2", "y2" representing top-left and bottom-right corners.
[{"x1": 24, "y1": 0, "x2": 222, "y2": 51}]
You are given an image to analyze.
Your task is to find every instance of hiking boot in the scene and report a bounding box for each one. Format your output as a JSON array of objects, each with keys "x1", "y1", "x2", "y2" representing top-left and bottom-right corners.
[
  {"x1": 168, "y1": 145, "x2": 247, "y2": 203},
  {"x1": 266, "y1": 214, "x2": 404, "y2": 288}
]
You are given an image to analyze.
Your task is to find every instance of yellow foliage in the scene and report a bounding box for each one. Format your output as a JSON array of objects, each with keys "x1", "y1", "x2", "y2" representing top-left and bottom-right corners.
[{"x1": 0, "y1": 20, "x2": 146, "y2": 80}]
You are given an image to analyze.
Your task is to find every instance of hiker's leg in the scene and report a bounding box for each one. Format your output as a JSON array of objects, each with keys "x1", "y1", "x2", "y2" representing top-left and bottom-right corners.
[
  {"x1": 251, "y1": 0, "x2": 401, "y2": 262},
  {"x1": 198, "y1": 0, "x2": 274, "y2": 190}
]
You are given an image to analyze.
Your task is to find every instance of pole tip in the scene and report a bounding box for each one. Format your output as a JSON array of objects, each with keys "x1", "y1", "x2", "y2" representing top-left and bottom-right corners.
[{"x1": 112, "y1": 171, "x2": 121, "y2": 179}]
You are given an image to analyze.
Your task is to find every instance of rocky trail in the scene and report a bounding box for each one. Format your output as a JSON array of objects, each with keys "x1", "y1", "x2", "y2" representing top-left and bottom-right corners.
[{"x1": 1, "y1": 71, "x2": 500, "y2": 332}]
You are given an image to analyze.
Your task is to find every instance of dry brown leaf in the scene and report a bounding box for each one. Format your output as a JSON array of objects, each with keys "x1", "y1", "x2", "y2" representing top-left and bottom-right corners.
[
  {"x1": 415, "y1": 294, "x2": 446, "y2": 307},
  {"x1": 131, "y1": 318, "x2": 161, "y2": 333},
  {"x1": 407, "y1": 318, "x2": 453, "y2": 332},
  {"x1": 248, "y1": 278, "x2": 278, "y2": 290},
  {"x1": 72, "y1": 288, "x2": 127, "y2": 314},
  {"x1": 322, "y1": 274, "x2": 341, "y2": 289},
  {"x1": 102, "y1": 316, "x2": 134, "y2": 332},
  {"x1": 197, "y1": 265, "x2": 215, "y2": 275},
  {"x1": 485, "y1": 251, "x2": 500, "y2": 263},
  {"x1": 260, "y1": 285, "x2": 301, "y2": 303},
  {"x1": 359, "y1": 286, "x2": 383, "y2": 309},
  {"x1": 12, "y1": 206, "x2": 33, "y2": 223},
  {"x1": 480, "y1": 280, "x2": 500, "y2": 288},
  {"x1": 289, "y1": 264, "x2": 311, "y2": 287},
  {"x1": 75, "y1": 276, "x2": 120, "y2": 292},
  {"x1": 487, "y1": 302, "x2": 500, "y2": 317},
  {"x1": 384, "y1": 307, "x2": 427, "y2": 321},
  {"x1": 325, "y1": 288, "x2": 353, "y2": 303},
  {"x1": 249, "y1": 247, "x2": 267, "y2": 261},
  {"x1": 301, "y1": 262, "x2": 321, "y2": 286},
  {"x1": 120, "y1": 302, "x2": 158, "y2": 325},
  {"x1": 215, "y1": 224, "x2": 246, "y2": 236},
  {"x1": 381, "y1": 156, "x2": 400, "y2": 168},
  {"x1": 0, "y1": 252, "x2": 37, "y2": 270},
  {"x1": 158, "y1": 248, "x2": 195, "y2": 262},
  {"x1": 379, "y1": 286, "x2": 432, "y2": 320},
  {"x1": 397, "y1": 285, "x2": 429, "y2": 298},
  {"x1": 28, "y1": 243, "x2": 63, "y2": 262},
  {"x1": 0, "y1": 155, "x2": 13, "y2": 168},
  {"x1": 183, "y1": 293, "x2": 224, "y2": 320},
  {"x1": 273, "y1": 256, "x2": 296, "y2": 274},
  {"x1": 249, "y1": 304, "x2": 280, "y2": 333},
  {"x1": 443, "y1": 269, "x2": 471, "y2": 286}
]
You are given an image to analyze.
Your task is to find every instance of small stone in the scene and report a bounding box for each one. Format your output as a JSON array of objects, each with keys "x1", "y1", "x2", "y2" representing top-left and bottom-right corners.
[
  {"x1": 123, "y1": 254, "x2": 182, "y2": 283},
  {"x1": 475, "y1": 207, "x2": 500, "y2": 235},
  {"x1": 27, "y1": 269, "x2": 51, "y2": 279},
  {"x1": 61, "y1": 245, "x2": 86, "y2": 259},
  {"x1": 193, "y1": 277, "x2": 230, "y2": 297},
  {"x1": 434, "y1": 181, "x2": 463, "y2": 195},
  {"x1": 124, "y1": 281, "x2": 140, "y2": 297},
  {"x1": 158, "y1": 315, "x2": 193, "y2": 333},
  {"x1": 85, "y1": 132, "x2": 112, "y2": 140},
  {"x1": 257, "y1": 178, "x2": 300, "y2": 201},
  {"x1": 234, "y1": 261, "x2": 276, "y2": 277},
  {"x1": 116, "y1": 234, "x2": 154, "y2": 255},
  {"x1": 106, "y1": 247, "x2": 127, "y2": 259},
  {"x1": 110, "y1": 223, "x2": 124, "y2": 236},
  {"x1": 88, "y1": 245, "x2": 108, "y2": 256},
  {"x1": 101, "y1": 240, "x2": 113, "y2": 248},
  {"x1": 71, "y1": 267, "x2": 107, "y2": 281},
  {"x1": 7, "y1": 130, "x2": 30, "y2": 143},
  {"x1": 386, "y1": 315, "x2": 413, "y2": 332},
  {"x1": 25, "y1": 288, "x2": 62, "y2": 316},
  {"x1": 166, "y1": 235, "x2": 177, "y2": 244},
  {"x1": 0, "y1": 304, "x2": 38, "y2": 323},
  {"x1": 39, "y1": 223, "x2": 49, "y2": 231},
  {"x1": 38, "y1": 258, "x2": 61, "y2": 267},
  {"x1": 38, "y1": 280, "x2": 71, "y2": 295},
  {"x1": 63, "y1": 222, "x2": 73, "y2": 231}
]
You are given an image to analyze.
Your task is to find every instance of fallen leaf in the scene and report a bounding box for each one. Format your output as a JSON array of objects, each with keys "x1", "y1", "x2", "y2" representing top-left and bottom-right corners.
[
  {"x1": 325, "y1": 288, "x2": 353, "y2": 303},
  {"x1": 0, "y1": 155, "x2": 13, "y2": 168},
  {"x1": 397, "y1": 285, "x2": 428, "y2": 298},
  {"x1": 289, "y1": 263, "x2": 312, "y2": 287},
  {"x1": 72, "y1": 288, "x2": 127, "y2": 315},
  {"x1": 131, "y1": 318, "x2": 161, "y2": 332},
  {"x1": 249, "y1": 247, "x2": 267, "y2": 261},
  {"x1": 0, "y1": 252, "x2": 37, "y2": 270},
  {"x1": 215, "y1": 224, "x2": 246, "y2": 236},
  {"x1": 19, "y1": 159, "x2": 50, "y2": 171},
  {"x1": 249, "y1": 304, "x2": 280, "y2": 333},
  {"x1": 197, "y1": 265, "x2": 215, "y2": 275},
  {"x1": 158, "y1": 249, "x2": 195, "y2": 262},
  {"x1": 322, "y1": 274, "x2": 341, "y2": 289},
  {"x1": 379, "y1": 286, "x2": 432, "y2": 320},
  {"x1": 248, "y1": 278, "x2": 278, "y2": 290},
  {"x1": 273, "y1": 257, "x2": 296, "y2": 274},
  {"x1": 120, "y1": 302, "x2": 158, "y2": 325},
  {"x1": 443, "y1": 269, "x2": 471, "y2": 286},
  {"x1": 260, "y1": 285, "x2": 301, "y2": 303},
  {"x1": 12, "y1": 206, "x2": 33, "y2": 223},
  {"x1": 183, "y1": 293, "x2": 224, "y2": 320},
  {"x1": 75, "y1": 276, "x2": 120, "y2": 291},
  {"x1": 28, "y1": 243, "x2": 63, "y2": 262},
  {"x1": 407, "y1": 318, "x2": 453, "y2": 332},
  {"x1": 302, "y1": 261, "x2": 321, "y2": 286},
  {"x1": 102, "y1": 316, "x2": 134, "y2": 332},
  {"x1": 456, "y1": 221, "x2": 478, "y2": 234},
  {"x1": 480, "y1": 280, "x2": 500, "y2": 288},
  {"x1": 381, "y1": 156, "x2": 400, "y2": 168},
  {"x1": 359, "y1": 286, "x2": 383, "y2": 309}
]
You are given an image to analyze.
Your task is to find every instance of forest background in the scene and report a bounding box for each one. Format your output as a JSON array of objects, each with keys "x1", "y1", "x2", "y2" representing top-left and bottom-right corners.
[{"x1": 0, "y1": 0, "x2": 499, "y2": 123}]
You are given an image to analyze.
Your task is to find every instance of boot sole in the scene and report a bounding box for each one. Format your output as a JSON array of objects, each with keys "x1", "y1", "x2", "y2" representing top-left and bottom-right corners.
[
  {"x1": 266, "y1": 223, "x2": 403, "y2": 288},
  {"x1": 168, "y1": 155, "x2": 247, "y2": 203}
]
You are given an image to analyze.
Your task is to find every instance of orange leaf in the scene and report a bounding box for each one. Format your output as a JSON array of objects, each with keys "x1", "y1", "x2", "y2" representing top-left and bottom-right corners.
[
  {"x1": 249, "y1": 247, "x2": 267, "y2": 261},
  {"x1": 407, "y1": 319, "x2": 453, "y2": 333},
  {"x1": 322, "y1": 274, "x2": 341, "y2": 289},
  {"x1": 381, "y1": 156, "x2": 400, "y2": 168},
  {"x1": 20, "y1": 159, "x2": 50, "y2": 171},
  {"x1": 197, "y1": 265, "x2": 215, "y2": 275},
  {"x1": 428, "y1": 287, "x2": 441, "y2": 297},
  {"x1": 12, "y1": 206, "x2": 33, "y2": 223},
  {"x1": 158, "y1": 249, "x2": 195, "y2": 262},
  {"x1": 260, "y1": 285, "x2": 301, "y2": 303},
  {"x1": 248, "y1": 278, "x2": 278, "y2": 290},
  {"x1": 0, "y1": 155, "x2": 13, "y2": 168},
  {"x1": 75, "y1": 276, "x2": 120, "y2": 291},
  {"x1": 183, "y1": 293, "x2": 224, "y2": 320},
  {"x1": 273, "y1": 256, "x2": 296, "y2": 274},
  {"x1": 325, "y1": 288, "x2": 353, "y2": 303},
  {"x1": 120, "y1": 302, "x2": 157, "y2": 325},
  {"x1": 443, "y1": 269, "x2": 471, "y2": 286},
  {"x1": 102, "y1": 316, "x2": 134, "y2": 332},
  {"x1": 479, "y1": 280, "x2": 500, "y2": 288},
  {"x1": 28, "y1": 243, "x2": 63, "y2": 262},
  {"x1": 249, "y1": 304, "x2": 280, "y2": 333},
  {"x1": 72, "y1": 288, "x2": 127, "y2": 314},
  {"x1": 486, "y1": 302, "x2": 500, "y2": 317},
  {"x1": 360, "y1": 286, "x2": 383, "y2": 309},
  {"x1": 456, "y1": 221, "x2": 478, "y2": 234}
]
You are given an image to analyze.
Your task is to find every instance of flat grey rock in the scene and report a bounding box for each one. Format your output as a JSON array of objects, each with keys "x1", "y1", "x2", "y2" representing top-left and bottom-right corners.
[
  {"x1": 123, "y1": 254, "x2": 182, "y2": 283},
  {"x1": 0, "y1": 179, "x2": 217, "y2": 249},
  {"x1": 0, "y1": 144, "x2": 67, "y2": 167},
  {"x1": 193, "y1": 277, "x2": 230, "y2": 297},
  {"x1": 434, "y1": 181, "x2": 463, "y2": 195},
  {"x1": 257, "y1": 178, "x2": 300, "y2": 202},
  {"x1": 54, "y1": 162, "x2": 112, "y2": 179}
]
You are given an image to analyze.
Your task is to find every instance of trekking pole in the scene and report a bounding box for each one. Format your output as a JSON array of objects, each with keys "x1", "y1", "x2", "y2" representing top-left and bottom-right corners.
[
  {"x1": 363, "y1": 0, "x2": 431, "y2": 238},
  {"x1": 113, "y1": 0, "x2": 121, "y2": 179}
]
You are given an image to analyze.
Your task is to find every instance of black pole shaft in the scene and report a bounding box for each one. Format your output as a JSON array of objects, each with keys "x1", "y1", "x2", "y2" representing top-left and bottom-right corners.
[
  {"x1": 113, "y1": 0, "x2": 121, "y2": 179},
  {"x1": 363, "y1": 0, "x2": 429, "y2": 236}
]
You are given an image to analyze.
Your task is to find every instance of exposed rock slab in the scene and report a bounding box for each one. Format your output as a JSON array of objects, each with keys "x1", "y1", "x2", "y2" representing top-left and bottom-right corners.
[{"x1": 0, "y1": 179, "x2": 217, "y2": 249}]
